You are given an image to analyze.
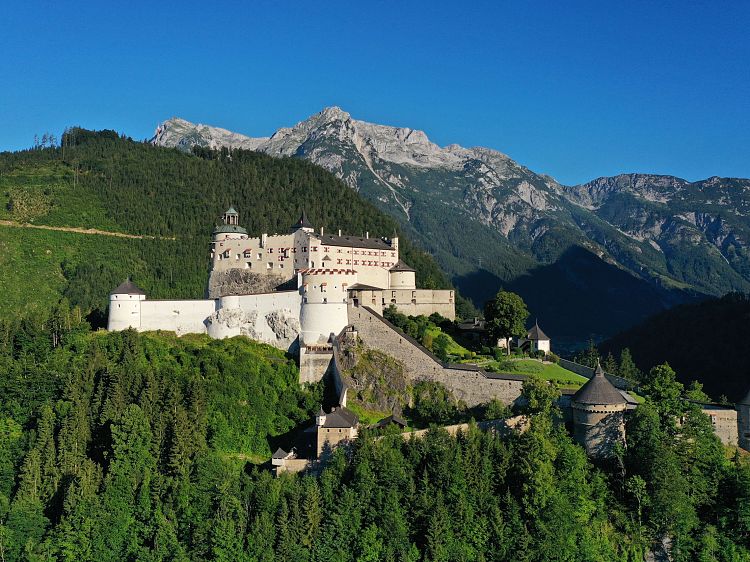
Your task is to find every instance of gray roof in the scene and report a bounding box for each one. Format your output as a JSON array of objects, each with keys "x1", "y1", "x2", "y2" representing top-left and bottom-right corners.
[
  {"x1": 572, "y1": 363, "x2": 627, "y2": 405},
  {"x1": 321, "y1": 406, "x2": 358, "y2": 428},
  {"x1": 389, "y1": 259, "x2": 415, "y2": 272},
  {"x1": 213, "y1": 224, "x2": 248, "y2": 235},
  {"x1": 271, "y1": 447, "x2": 288, "y2": 459},
  {"x1": 292, "y1": 210, "x2": 313, "y2": 230},
  {"x1": 225, "y1": 206, "x2": 238, "y2": 215},
  {"x1": 374, "y1": 414, "x2": 407, "y2": 428},
  {"x1": 347, "y1": 283, "x2": 384, "y2": 291},
  {"x1": 111, "y1": 279, "x2": 146, "y2": 295},
  {"x1": 318, "y1": 233, "x2": 393, "y2": 250},
  {"x1": 526, "y1": 322, "x2": 549, "y2": 340}
]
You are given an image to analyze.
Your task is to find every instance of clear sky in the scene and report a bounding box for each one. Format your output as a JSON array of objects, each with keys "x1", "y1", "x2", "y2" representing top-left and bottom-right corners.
[{"x1": 1, "y1": 0, "x2": 748, "y2": 185}]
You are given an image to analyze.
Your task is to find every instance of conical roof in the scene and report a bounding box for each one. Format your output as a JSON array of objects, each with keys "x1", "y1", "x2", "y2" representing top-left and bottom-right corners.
[
  {"x1": 526, "y1": 322, "x2": 549, "y2": 341},
  {"x1": 292, "y1": 210, "x2": 313, "y2": 230},
  {"x1": 225, "y1": 206, "x2": 238, "y2": 215},
  {"x1": 111, "y1": 279, "x2": 146, "y2": 295},
  {"x1": 572, "y1": 362, "x2": 626, "y2": 405},
  {"x1": 389, "y1": 259, "x2": 415, "y2": 272}
]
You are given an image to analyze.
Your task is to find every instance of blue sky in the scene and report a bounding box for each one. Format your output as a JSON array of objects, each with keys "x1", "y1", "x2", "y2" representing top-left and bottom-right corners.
[{"x1": 1, "y1": 0, "x2": 748, "y2": 185}]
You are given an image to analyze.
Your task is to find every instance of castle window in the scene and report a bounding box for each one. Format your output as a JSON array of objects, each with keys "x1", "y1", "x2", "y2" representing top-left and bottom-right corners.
[
  {"x1": 257, "y1": 253, "x2": 262, "y2": 260},
  {"x1": 323, "y1": 247, "x2": 330, "y2": 252},
  {"x1": 267, "y1": 262, "x2": 273, "y2": 269},
  {"x1": 391, "y1": 253, "x2": 396, "y2": 257},
  {"x1": 268, "y1": 248, "x2": 274, "y2": 253},
  {"x1": 337, "y1": 249, "x2": 342, "y2": 253},
  {"x1": 346, "y1": 260, "x2": 351, "y2": 265},
  {"x1": 354, "y1": 260, "x2": 359, "y2": 265},
  {"x1": 337, "y1": 259, "x2": 342, "y2": 264},
  {"x1": 278, "y1": 263, "x2": 284, "y2": 269},
  {"x1": 323, "y1": 298, "x2": 327, "y2": 303},
  {"x1": 311, "y1": 246, "x2": 318, "y2": 251}
]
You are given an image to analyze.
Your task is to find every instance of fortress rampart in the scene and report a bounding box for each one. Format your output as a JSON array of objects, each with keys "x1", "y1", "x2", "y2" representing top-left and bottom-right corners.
[{"x1": 347, "y1": 304, "x2": 525, "y2": 407}]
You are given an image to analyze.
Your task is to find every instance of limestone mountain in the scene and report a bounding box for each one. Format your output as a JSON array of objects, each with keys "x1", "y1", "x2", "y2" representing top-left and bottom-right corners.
[{"x1": 152, "y1": 109, "x2": 750, "y2": 343}]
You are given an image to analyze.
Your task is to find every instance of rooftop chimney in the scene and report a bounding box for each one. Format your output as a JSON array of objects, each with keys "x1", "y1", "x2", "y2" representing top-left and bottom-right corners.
[
  {"x1": 366, "y1": 231, "x2": 369, "y2": 239},
  {"x1": 338, "y1": 229, "x2": 342, "y2": 236}
]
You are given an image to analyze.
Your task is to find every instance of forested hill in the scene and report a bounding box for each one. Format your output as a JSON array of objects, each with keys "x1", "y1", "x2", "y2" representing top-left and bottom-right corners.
[
  {"x1": 2, "y1": 316, "x2": 750, "y2": 560},
  {"x1": 600, "y1": 293, "x2": 750, "y2": 402},
  {"x1": 0, "y1": 128, "x2": 458, "y2": 323}
]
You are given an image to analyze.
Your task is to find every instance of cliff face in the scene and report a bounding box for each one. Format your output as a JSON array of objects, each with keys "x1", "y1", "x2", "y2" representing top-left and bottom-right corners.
[{"x1": 207, "y1": 269, "x2": 290, "y2": 299}]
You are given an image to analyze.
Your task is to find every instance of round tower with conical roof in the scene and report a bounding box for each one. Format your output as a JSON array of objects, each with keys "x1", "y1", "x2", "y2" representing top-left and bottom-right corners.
[
  {"x1": 108, "y1": 279, "x2": 146, "y2": 331},
  {"x1": 571, "y1": 361, "x2": 627, "y2": 458},
  {"x1": 738, "y1": 390, "x2": 750, "y2": 451}
]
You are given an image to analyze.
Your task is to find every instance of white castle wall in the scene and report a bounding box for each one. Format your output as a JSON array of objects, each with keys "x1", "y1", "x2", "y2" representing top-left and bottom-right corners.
[
  {"x1": 207, "y1": 292, "x2": 303, "y2": 350},
  {"x1": 140, "y1": 300, "x2": 217, "y2": 335}
]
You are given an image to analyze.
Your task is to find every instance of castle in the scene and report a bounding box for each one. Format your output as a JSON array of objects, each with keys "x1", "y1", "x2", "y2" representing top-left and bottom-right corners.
[
  {"x1": 107, "y1": 207, "x2": 749, "y2": 462},
  {"x1": 107, "y1": 208, "x2": 455, "y2": 381}
]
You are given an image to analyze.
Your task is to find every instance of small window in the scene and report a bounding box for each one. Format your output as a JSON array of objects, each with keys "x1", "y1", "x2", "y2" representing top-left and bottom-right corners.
[{"x1": 267, "y1": 262, "x2": 273, "y2": 269}]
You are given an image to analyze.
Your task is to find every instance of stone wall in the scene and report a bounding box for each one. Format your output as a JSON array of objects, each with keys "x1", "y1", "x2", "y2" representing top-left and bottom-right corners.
[
  {"x1": 347, "y1": 305, "x2": 526, "y2": 407},
  {"x1": 558, "y1": 358, "x2": 636, "y2": 391},
  {"x1": 699, "y1": 405, "x2": 739, "y2": 447},
  {"x1": 299, "y1": 346, "x2": 333, "y2": 385}
]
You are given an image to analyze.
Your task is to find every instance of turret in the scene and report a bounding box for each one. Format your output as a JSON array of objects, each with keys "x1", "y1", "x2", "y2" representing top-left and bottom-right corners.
[
  {"x1": 107, "y1": 279, "x2": 146, "y2": 331},
  {"x1": 316, "y1": 405, "x2": 326, "y2": 427},
  {"x1": 571, "y1": 361, "x2": 627, "y2": 459},
  {"x1": 389, "y1": 259, "x2": 416, "y2": 289},
  {"x1": 212, "y1": 206, "x2": 248, "y2": 242},
  {"x1": 291, "y1": 210, "x2": 314, "y2": 233}
]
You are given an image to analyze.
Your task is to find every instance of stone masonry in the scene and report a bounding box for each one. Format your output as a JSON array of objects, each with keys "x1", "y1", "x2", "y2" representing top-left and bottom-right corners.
[{"x1": 347, "y1": 305, "x2": 525, "y2": 407}]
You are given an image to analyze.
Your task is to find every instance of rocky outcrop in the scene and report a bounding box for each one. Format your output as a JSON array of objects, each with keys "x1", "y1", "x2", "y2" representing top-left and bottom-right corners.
[
  {"x1": 207, "y1": 268, "x2": 289, "y2": 298},
  {"x1": 206, "y1": 306, "x2": 301, "y2": 349}
]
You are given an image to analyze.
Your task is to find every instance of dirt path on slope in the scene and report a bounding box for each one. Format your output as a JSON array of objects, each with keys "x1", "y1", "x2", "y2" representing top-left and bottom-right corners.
[{"x1": 0, "y1": 220, "x2": 174, "y2": 240}]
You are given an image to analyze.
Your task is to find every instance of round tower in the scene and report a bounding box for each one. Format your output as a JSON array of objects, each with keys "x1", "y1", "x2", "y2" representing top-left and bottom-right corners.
[
  {"x1": 299, "y1": 269, "x2": 356, "y2": 344},
  {"x1": 107, "y1": 279, "x2": 146, "y2": 331},
  {"x1": 571, "y1": 362, "x2": 627, "y2": 459},
  {"x1": 737, "y1": 390, "x2": 750, "y2": 451},
  {"x1": 389, "y1": 259, "x2": 416, "y2": 289}
]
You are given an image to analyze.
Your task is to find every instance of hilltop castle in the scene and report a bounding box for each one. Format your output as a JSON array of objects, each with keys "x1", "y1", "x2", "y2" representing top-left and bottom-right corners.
[{"x1": 108, "y1": 208, "x2": 455, "y2": 380}]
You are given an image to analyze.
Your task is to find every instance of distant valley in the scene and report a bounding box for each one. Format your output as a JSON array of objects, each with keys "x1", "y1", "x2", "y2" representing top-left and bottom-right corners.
[{"x1": 153, "y1": 109, "x2": 750, "y2": 346}]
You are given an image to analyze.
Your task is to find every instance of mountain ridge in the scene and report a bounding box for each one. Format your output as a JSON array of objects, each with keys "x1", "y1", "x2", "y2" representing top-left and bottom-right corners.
[{"x1": 152, "y1": 109, "x2": 750, "y2": 343}]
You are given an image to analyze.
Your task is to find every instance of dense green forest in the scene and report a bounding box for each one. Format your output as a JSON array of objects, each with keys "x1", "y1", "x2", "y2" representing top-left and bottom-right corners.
[
  {"x1": 600, "y1": 293, "x2": 750, "y2": 403},
  {"x1": 1, "y1": 306, "x2": 749, "y2": 561},
  {"x1": 0, "y1": 129, "x2": 472, "y2": 323}
]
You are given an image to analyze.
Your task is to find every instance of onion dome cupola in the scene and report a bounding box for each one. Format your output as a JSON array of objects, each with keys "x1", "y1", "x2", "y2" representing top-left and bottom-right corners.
[{"x1": 292, "y1": 209, "x2": 314, "y2": 232}]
